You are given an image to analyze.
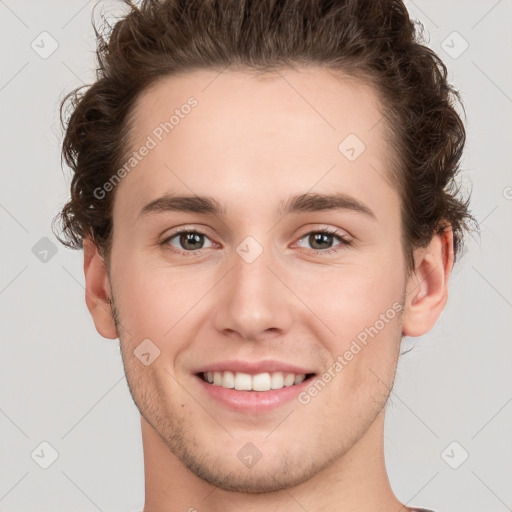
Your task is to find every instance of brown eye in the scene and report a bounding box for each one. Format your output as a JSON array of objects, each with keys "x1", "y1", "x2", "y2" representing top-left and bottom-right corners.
[
  {"x1": 308, "y1": 232, "x2": 336, "y2": 250},
  {"x1": 163, "y1": 230, "x2": 214, "y2": 253},
  {"x1": 296, "y1": 229, "x2": 351, "y2": 254},
  {"x1": 178, "y1": 232, "x2": 205, "y2": 250}
]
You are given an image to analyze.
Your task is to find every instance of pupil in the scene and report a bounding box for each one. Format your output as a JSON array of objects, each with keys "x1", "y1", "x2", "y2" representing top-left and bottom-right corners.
[
  {"x1": 310, "y1": 233, "x2": 332, "y2": 250},
  {"x1": 181, "y1": 232, "x2": 203, "y2": 250}
]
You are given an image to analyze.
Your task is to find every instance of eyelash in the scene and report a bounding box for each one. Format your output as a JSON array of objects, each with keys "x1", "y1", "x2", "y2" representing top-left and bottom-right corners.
[{"x1": 160, "y1": 227, "x2": 352, "y2": 257}]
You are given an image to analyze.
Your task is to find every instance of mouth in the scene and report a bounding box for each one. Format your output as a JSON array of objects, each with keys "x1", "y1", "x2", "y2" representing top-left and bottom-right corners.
[{"x1": 196, "y1": 370, "x2": 317, "y2": 391}]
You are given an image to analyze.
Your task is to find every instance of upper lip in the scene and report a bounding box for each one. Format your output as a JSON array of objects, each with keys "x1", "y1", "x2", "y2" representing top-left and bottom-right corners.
[{"x1": 195, "y1": 360, "x2": 316, "y2": 376}]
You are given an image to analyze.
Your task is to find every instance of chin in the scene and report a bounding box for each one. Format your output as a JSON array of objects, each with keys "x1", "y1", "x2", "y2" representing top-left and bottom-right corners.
[{"x1": 179, "y1": 452, "x2": 320, "y2": 493}]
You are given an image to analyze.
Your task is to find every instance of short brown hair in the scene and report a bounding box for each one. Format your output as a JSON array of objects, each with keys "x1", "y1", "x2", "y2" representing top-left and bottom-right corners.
[{"x1": 54, "y1": 0, "x2": 474, "y2": 270}]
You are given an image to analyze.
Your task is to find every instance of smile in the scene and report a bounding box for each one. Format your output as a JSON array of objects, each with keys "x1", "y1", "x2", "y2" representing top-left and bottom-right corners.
[{"x1": 200, "y1": 370, "x2": 316, "y2": 391}]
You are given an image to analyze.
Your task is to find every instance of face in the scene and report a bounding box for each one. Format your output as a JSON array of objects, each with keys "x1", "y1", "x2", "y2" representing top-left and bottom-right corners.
[{"x1": 105, "y1": 67, "x2": 410, "y2": 492}]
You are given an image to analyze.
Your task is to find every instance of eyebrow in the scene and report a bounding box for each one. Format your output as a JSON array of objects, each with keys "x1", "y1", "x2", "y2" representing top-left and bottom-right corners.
[{"x1": 138, "y1": 192, "x2": 376, "y2": 220}]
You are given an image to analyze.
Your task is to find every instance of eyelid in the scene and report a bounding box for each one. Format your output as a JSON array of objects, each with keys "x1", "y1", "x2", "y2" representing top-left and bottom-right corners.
[
  {"x1": 160, "y1": 224, "x2": 215, "y2": 242},
  {"x1": 296, "y1": 225, "x2": 350, "y2": 240}
]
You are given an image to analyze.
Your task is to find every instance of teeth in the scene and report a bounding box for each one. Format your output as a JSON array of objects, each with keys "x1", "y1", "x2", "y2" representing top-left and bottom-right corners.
[
  {"x1": 222, "y1": 370, "x2": 235, "y2": 388},
  {"x1": 294, "y1": 374, "x2": 306, "y2": 385},
  {"x1": 270, "y1": 372, "x2": 284, "y2": 389},
  {"x1": 284, "y1": 373, "x2": 295, "y2": 386},
  {"x1": 252, "y1": 373, "x2": 271, "y2": 391},
  {"x1": 234, "y1": 372, "x2": 252, "y2": 390},
  {"x1": 203, "y1": 371, "x2": 308, "y2": 391}
]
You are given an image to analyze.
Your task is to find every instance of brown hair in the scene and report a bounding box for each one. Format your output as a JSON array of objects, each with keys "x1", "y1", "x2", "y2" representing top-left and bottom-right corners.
[{"x1": 54, "y1": 0, "x2": 474, "y2": 270}]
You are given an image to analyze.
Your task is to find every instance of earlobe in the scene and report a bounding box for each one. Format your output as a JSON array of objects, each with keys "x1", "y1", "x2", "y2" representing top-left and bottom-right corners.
[
  {"x1": 402, "y1": 226, "x2": 455, "y2": 337},
  {"x1": 83, "y1": 237, "x2": 118, "y2": 339}
]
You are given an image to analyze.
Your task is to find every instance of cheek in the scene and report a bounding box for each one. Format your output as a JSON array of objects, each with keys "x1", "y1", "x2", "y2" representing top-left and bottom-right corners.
[
  {"x1": 301, "y1": 261, "x2": 405, "y2": 339},
  {"x1": 297, "y1": 254, "x2": 405, "y2": 386},
  {"x1": 111, "y1": 252, "x2": 206, "y2": 336}
]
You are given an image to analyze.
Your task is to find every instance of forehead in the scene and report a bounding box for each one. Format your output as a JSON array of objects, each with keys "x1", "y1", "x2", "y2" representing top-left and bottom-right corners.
[
  {"x1": 129, "y1": 66, "x2": 387, "y2": 154},
  {"x1": 115, "y1": 66, "x2": 397, "y2": 220}
]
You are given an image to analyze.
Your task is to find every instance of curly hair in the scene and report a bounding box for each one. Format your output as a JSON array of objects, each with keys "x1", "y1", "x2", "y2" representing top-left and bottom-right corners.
[{"x1": 54, "y1": 0, "x2": 474, "y2": 271}]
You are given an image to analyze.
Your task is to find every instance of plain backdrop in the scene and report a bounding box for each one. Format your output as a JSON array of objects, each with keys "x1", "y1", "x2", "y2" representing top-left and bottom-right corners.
[{"x1": 1, "y1": 1, "x2": 511, "y2": 511}]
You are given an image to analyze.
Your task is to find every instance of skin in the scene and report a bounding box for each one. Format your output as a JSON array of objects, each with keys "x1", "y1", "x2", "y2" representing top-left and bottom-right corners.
[{"x1": 83, "y1": 67, "x2": 453, "y2": 512}]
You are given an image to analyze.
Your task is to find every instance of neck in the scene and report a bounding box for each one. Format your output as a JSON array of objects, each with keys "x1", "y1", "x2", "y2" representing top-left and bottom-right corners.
[{"x1": 141, "y1": 409, "x2": 408, "y2": 512}]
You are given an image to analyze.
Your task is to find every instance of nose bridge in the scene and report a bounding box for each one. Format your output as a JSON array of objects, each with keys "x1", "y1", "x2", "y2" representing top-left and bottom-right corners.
[{"x1": 211, "y1": 236, "x2": 294, "y2": 341}]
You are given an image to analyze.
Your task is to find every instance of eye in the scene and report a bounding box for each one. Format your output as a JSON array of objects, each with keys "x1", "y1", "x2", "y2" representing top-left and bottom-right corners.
[
  {"x1": 160, "y1": 227, "x2": 352, "y2": 256},
  {"x1": 162, "y1": 229, "x2": 215, "y2": 254},
  {"x1": 295, "y1": 228, "x2": 352, "y2": 255}
]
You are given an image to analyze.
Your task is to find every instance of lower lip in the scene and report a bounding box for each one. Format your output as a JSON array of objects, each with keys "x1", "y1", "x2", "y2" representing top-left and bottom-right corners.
[{"x1": 194, "y1": 374, "x2": 315, "y2": 413}]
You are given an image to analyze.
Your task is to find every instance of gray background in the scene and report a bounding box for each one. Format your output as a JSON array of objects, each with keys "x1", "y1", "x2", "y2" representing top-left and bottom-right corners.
[{"x1": 1, "y1": 0, "x2": 511, "y2": 511}]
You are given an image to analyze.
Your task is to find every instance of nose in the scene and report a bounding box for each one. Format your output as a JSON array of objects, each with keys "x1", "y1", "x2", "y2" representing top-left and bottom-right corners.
[{"x1": 211, "y1": 242, "x2": 295, "y2": 342}]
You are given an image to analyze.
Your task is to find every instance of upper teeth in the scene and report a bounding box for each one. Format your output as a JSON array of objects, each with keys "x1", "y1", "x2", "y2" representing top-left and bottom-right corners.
[{"x1": 203, "y1": 371, "x2": 306, "y2": 391}]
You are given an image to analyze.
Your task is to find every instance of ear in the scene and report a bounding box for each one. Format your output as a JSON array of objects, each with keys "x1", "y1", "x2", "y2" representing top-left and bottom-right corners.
[
  {"x1": 83, "y1": 237, "x2": 118, "y2": 339},
  {"x1": 402, "y1": 226, "x2": 455, "y2": 337}
]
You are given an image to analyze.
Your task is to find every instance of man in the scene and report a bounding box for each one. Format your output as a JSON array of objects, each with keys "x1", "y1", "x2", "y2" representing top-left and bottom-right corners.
[{"x1": 55, "y1": 0, "x2": 473, "y2": 510}]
